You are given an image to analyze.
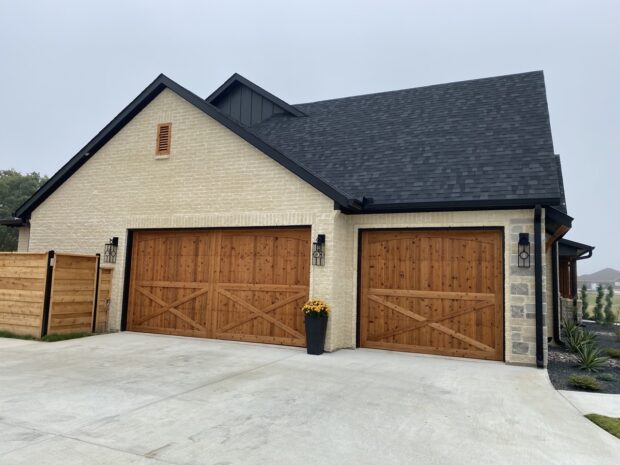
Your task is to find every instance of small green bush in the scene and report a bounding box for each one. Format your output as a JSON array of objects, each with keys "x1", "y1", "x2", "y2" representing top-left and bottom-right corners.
[
  {"x1": 564, "y1": 324, "x2": 597, "y2": 354},
  {"x1": 597, "y1": 372, "x2": 615, "y2": 382},
  {"x1": 569, "y1": 374, "x2": 602, "y2": 391},
  {"x1": 594, "y1": 284, "x2": 605, "y2": 324},
  {"x1": 604, "y1": 347, "x2": 620, "y2": 358},
  {"x1": 576, "y1": 344, "x2": 609, "y2": 372},
  {"x1": 604, "y1": 285, "x2": 616, "y2": 325},
  {"x1": 562, "y1": 318, "x2": 578, "y2": 337},
  {"x1": 41, "y1": 332, "x2": 91, "y2": 342},
  {"x1": 580, "y1": 284, "x2": 589, "y2": 319}
]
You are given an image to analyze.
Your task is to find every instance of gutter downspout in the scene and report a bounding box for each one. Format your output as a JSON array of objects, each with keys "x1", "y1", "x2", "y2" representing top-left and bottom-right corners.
[
  {"x1": 551, "y1": 241, "x2": 562, "y2": 345},
  {"x1": 534, "y1": 205, "x2": 544, "y2": 368}
]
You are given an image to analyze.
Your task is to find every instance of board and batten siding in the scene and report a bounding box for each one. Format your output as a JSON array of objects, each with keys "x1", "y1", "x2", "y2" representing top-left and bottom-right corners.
[{"x1": 19, "y1": 88, "x2": 549, "y2": 365}]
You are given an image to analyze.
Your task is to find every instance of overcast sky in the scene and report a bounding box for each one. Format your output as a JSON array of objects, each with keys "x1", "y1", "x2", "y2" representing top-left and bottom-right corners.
[{"x1": 1, "y1": 0, "x2": 618, "y2": 273}]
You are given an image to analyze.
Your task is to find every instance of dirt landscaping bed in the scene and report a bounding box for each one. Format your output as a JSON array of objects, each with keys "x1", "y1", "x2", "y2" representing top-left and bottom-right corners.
[{"x1": 548, "y1": 322, "x2": 620, "y2": 394}]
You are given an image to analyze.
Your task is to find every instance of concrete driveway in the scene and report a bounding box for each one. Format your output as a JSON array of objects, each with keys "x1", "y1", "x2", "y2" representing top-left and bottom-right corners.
[{"x1": 0, "y1": 333, "x2": 618, "y2": 465}]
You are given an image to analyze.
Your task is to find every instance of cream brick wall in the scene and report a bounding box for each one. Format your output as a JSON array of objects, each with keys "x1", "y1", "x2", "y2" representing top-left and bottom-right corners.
[
  {"x1": 22, "y1": 87, "x2": 552, "y2": 364},
  {"x1": 17, "y1": 226, "x2": 30, "y2": 252},
  {"x1": 26, "y1": 88, "x2": 338, "y2": 341}
]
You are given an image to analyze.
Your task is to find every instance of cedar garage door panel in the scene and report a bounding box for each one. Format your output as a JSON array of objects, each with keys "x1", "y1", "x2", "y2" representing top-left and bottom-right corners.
[
  {"x1": 360, "y1": 229, "x2": 504, "y2": 361},
  {"x1": 128, "y1": 228, "x2": 310, "y2": 346}
]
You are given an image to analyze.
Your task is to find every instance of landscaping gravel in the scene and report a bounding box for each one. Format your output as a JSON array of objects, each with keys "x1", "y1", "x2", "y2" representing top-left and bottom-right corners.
[{"x1": 547, "y1": 322, "x2": 620, "y2": 394}]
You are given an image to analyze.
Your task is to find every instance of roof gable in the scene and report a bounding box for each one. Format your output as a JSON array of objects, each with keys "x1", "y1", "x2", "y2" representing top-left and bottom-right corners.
[
  {"x1": 15, "y1": 74, "x2": 348, "y2": 219},
  {"x1": 207, "y1": 74, "x2": 305, "y2": 127}
]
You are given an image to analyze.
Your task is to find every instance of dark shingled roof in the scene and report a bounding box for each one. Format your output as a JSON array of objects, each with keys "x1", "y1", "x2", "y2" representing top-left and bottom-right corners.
[
  {"x1": 13, "y1": 71, "x2": 565, "y2": 220},
  {"x1": 250, "y1": 71, "x2": 563, "y2": 209}
]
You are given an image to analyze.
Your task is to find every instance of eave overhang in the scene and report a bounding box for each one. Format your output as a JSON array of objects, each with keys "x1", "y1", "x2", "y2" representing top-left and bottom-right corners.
[
  {"x1": 0, "y1": 217, "x2": 27, "y2": 227},
  {"x1": 558, "y1": 238, "x2": 595, "y2": 260}
]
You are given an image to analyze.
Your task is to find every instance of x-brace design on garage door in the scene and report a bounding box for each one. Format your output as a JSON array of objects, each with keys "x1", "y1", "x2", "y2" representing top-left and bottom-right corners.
[
  {"x1": 126, "y1": 228, "x2": 311, "y2": 345},
  {"x1": 366, "y1": 291, "x2": 496, "y2": 353},
  {"x1": 216, "y1": 285, "x2": 307, "y2": 340},
  {"x1": 134, "y1": 283, "x2": 210, "y2": 332},
  {"x1": 359, "y1": 229, "x2": 504, "y2": 361}
]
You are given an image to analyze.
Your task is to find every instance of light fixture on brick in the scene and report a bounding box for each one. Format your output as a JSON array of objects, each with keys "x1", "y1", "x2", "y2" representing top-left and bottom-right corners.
[
  {"x1": 518, "y1": 233, "x2": 530, "y2": 268},
  {"x1": 312, "y1": 234, "x2": 325, "y2": 266},
  {"x1": 104, "y1": 237, "x2": 119, "y2": 264}
]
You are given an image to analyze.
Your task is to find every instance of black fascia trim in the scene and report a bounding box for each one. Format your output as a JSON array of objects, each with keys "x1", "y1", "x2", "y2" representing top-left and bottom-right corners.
[
  {"x1": 0, "y1": 217, "x2": 27, "y2": 226},
  {"x1": 15, "y1": 74, "x2": 349, "y2": 218},
  {"x1": 206, "y1": 73, "x2": 306, "y2": 117},
  {"x1": 339, "y1": 197, "x2": 562, "y2": 214}
]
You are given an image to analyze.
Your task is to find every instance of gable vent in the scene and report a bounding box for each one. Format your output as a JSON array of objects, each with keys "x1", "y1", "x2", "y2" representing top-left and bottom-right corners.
[{"x1": 156, "y1": 123, "x2": 171, "y2": 155}]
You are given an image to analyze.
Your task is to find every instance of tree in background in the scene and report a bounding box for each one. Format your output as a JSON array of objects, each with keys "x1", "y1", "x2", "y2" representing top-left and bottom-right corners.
[
  {"x1": 0, "y1": 170, "x2": 47, "y2": 251},
  {"x1": 594, "y1": 284, "x2": 605, "y2": 324},
  {"x1": 580, "y1": 284, "x2": 589, "y2": 320},
  {"x1": 604, "y1": 284, "x2": 616, "y2": 325}
]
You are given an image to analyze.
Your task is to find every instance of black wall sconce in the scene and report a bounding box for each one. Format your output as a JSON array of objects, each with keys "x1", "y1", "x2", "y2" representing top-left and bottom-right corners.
[
  {"x1": 312, "y1": 234, "x2": 325, "y2": 266},
  {"x1": 104, "y1": 237, "x2": 119, "y2": 264},
  {"x1": 518, "y1": 233, "x2": 530, "y2": 268}
]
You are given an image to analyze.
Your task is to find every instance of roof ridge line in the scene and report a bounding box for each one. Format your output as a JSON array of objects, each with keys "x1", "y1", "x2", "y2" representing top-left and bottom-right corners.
[{"x1": 294, "y1": 70, "x2": 544, "y2": 107}]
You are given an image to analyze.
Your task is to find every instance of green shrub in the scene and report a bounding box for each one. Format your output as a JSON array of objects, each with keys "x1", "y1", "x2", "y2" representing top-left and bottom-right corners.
[
  {"x1": 597, "y1": 372, "x2": 615, "y2": 382},
  {"x1": 594, "y1": 284, "x2": 605, "y2": 324},
  {"x1": 604, "y1": 285, "x2": 616, "y2": 325},
  {"x1": 569, "y1": 375, "x2": 602, "y2": 391},
  {"x1": 604, "y1": 347, "x2": 620, "y2": 358},
  {"x1": 580, "y1": 284, "x2": 590, "y2": 319},
  {"x1": 564, "y1": 324, "x2": 597, "y2": 354},
  {"x1": 562, "y1": 317, "x2": 578, "y2": 338},
  {"x1": 576, "y1": 344, "x2": 609, "y2": 372}
]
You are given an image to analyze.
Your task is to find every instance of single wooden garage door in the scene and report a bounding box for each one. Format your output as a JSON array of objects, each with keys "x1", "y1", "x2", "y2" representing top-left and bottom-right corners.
[
  {"x1": 127, "y1": 228, "x2": 310, "y2": 346},
  {"x1": 360, "y1": 229, "x2": 504, "y2": 361}
]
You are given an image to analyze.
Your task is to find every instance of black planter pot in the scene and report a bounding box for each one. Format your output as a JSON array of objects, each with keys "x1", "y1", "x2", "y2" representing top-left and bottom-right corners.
[{"x1": 304, "y1": 314, "x2": 328, "y2": 355}]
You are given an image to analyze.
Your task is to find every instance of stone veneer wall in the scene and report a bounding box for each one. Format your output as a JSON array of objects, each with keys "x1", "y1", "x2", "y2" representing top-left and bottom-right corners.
[
  {"x1": 560, "y1": 297, "x2": 581, "y2": 324},
  {"x1": 506, "y1": 212, "x2": 547, "y2": 364}
]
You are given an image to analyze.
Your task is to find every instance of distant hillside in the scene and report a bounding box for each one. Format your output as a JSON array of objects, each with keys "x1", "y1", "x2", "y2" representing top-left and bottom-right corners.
[{"x1": 579, "y1": 267, "x2": 620, "y2": 283}]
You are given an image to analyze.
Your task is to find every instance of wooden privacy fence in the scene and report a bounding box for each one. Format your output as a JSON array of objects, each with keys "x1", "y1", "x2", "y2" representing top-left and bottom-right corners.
[{"x1": 0, "y1": 252, "x2": 112, "y2": 337}]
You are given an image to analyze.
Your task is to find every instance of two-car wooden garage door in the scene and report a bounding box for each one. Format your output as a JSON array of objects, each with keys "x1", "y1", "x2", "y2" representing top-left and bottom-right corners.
[
  {"x1": 127, "y1": 228, "x2": 310, "y2": 346},
  {"x1": 359, "y1": 229, "x2": 504, "y2": 361},
  {"x1": 127, "y1": 227, "x2": 503, "y2": 360}
]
